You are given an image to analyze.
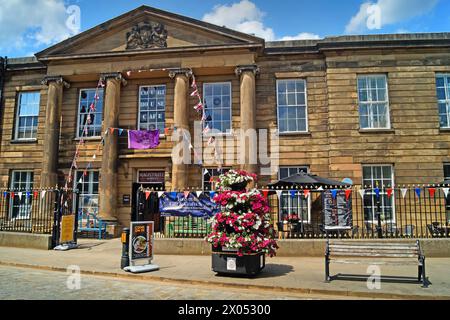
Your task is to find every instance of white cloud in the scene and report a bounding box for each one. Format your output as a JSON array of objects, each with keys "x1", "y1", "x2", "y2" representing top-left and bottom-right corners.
[
  {"x1": 0, "y1": 0, "x2": 78, "y2": 54},
  {"x1": 279, "y1": 33, "x2": 321, "y2": 41},
  {"x1": 202, "y1": 0, "x2": 320, "y2": 41},
  {"x1": 346, "y1": 0, "x2": 439, "y2": 34}
]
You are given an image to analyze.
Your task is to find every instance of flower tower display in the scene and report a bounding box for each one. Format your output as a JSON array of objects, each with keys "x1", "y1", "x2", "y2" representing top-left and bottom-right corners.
[{"x1": 206, "y1": 170, "x2": 278, "y2": 276}]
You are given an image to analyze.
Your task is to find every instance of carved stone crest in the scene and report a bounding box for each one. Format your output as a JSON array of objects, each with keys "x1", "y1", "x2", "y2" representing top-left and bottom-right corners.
[{"x1": 126, "y1": 21, "x2": 168, "y2": 50}]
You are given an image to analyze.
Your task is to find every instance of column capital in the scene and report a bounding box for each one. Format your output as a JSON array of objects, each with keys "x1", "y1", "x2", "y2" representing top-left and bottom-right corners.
[
  {"x1": 168, "y1": 68, "x2": 192, "y2": 79},
  {"x1": 100, "y1": 72, "x2": 127, "y2": 86},
  {"x1": 235, "y1": 65, "x2": 260, "y2": 77},
  {"x1": 41, "y1": 76, "x2": 70, "y2": 89}
]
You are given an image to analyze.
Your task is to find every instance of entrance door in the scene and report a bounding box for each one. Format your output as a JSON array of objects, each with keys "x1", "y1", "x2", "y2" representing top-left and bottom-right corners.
[{"x1": 131, "y1": 182, "x2": 164, "y2": 231}]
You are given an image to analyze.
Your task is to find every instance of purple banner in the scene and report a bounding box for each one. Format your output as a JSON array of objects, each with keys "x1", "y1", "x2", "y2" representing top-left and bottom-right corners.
[{"x1": 128, "y1": 130, "x2": 160, "y2": 149}]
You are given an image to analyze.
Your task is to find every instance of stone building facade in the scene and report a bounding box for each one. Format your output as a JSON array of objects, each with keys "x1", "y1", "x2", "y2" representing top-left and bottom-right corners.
[{"x1": 1, "y1": 6, "x2": 449, "y2": 231}]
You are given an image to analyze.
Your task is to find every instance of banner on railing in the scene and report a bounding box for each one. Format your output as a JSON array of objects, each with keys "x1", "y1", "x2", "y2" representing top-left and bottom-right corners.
[
  {"x1": 323, "y1": 190, "x2": 352, "y2": 230},
  {"x1": 159, "y1": 192, "x2": 219, "y2": 217}
]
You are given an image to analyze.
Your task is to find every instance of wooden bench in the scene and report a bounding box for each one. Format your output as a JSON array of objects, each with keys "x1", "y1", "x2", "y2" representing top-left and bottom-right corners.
[
  {"x1": 325, "y1": 239, "x2": 429, "y2": 287},
  {"x1": 78, "y1": 212, "x2": 107, "y2": 240}
]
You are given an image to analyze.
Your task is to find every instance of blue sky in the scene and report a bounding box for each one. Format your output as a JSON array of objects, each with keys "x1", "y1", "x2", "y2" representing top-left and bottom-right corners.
[{"x1": 1, "y1": 0, "x2": 450, "y2": 58}]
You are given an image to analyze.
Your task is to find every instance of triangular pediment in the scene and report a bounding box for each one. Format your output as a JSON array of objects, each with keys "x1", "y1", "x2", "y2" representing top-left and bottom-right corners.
[{"x1": 36, "y1": 5, "x2": 263, "y2": 59}]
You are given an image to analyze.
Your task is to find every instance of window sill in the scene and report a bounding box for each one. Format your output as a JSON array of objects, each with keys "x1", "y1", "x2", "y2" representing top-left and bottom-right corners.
[
  {"x1": 358, "y1": 129, "x2": 395, "y2": 134},
  {"x1": 74, "y1": 137, "x2": 102, "y2": 142},
  {"x1": 10, "y1": 139, "x2": 38, "y2": 144},
  {"x1": 439, "y1": 128, "x2": 450, "y2": 133},
  {"x1": 277, "y1": 131, "x2": 311, "y2": 137}
]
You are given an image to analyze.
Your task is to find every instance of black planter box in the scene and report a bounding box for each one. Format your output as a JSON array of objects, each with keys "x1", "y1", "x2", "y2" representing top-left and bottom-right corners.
[{"x1": 211, "y1": 248, "x2": 265, "y2": 276}]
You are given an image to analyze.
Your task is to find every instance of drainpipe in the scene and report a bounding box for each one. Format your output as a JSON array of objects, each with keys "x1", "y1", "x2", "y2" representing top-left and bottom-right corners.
[{"x1": 0, "y1": 57, "x2": 6, "y2": 155}]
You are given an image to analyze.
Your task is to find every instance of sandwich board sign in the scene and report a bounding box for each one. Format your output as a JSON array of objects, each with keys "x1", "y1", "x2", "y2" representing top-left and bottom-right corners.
[{"x1": 124, "y1": 221, "x2": 159, "y2": 273}]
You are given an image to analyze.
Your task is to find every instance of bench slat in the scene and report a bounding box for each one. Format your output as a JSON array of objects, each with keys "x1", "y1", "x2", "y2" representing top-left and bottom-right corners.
[
  {"x1": 330, "y1": 249, "x2": 419, "y2": 255},
  {"x1": 331, "y1": 259, "x2": 419, "y2": 266},
  {"x1": 330, "y1": 241, "x2": 417, "y2": 247},
  {"x1": 330, "y1": 245, "x2": 417, "y2": 250},
  {"x1": 330, "y1": 252, "x2": 417, "y2": 258}
]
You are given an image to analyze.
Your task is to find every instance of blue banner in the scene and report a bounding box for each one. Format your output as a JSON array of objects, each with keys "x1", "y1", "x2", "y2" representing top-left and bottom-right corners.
[{"x1": 159, "y1": 192, "x2": 219, "y2": 217}]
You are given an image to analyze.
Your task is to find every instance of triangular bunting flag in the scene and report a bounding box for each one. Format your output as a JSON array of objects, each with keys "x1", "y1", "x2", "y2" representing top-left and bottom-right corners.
[
  {"x1": 3, "y1": 191, "x2": 7, "y2": 198},
  {"x1": 93, "y1": 154, "x2": 97, "y2": 160},
  {"x1": 194, "y1": 102, "x2": 203, "y2": 111},
  {"x1": 317, "y1": 186, "x2": 324, "y2": 191},
  {"x1": 89, "y1": 103, "x2": 95, "y2": 111},
  {"x1": 26, "y1": 191, "x2": 30, "y2": 198},
  {"x1": 184, "y1": 191, "x2": 190, "y2": 198},
  {"x1": 196, "y1": 191, "x2": 203, "y2": 198},
  {"x1": 203, "y1": 169, "x2": 209, "y2": 176},
  {"x1": 386, "y1": 188, "x2": 393, "y2": 199},
  {"x1": 262, "y1": 190, "x2": 269, "y2": 199},
  {"x1": 109, "y1": 128, "x2": 115, "y2": 135},
  {"x1": 290, "y1": 190, "x2": 296, "y2": 198},
  {"x1": 209, "y1": 191, "x2": 216, "y2": 199},
  {"x1": 11, "y1": 192, "x2": 15, "y2": 198},
  {"x1": 157, "y1": 191, "x2": 164, "y2": 198},
  {"x1": 41, "y1": 190, "x2": 46, "y2": 199},
  {"x1": 359, "y1": 189, "x2": 365, "y2": 199},
  {"x1": 401, "y1": 188, "x2": 408, "y2": 198},
  {"x1": 18, "y1": 192, "x2": 22, "y2": 200},
  {"x1": 345, "y1": 189, "x2": 352, "y2": 200},
  {"x1": 331, "y1": 189, "x2": 338, "y2": 199},
  {"x1": 190, "y1": 89, "x2": 198, "y2": 97},
  {"x1": 145, "y1": 191, "x2": 151, "y2": 200},
  {"x1": 275, "y1": 190, "x2": 283, "y2": 199},
  {"x1": 191, "y1": 77, "x2": 197, "y2": 89},
  {"x1": 374, "y1": 188, "x2": 380, "y2": 199},
  {"x1": 442, "y1": 188, "x2": 449, "y2": 197},
  {"x1": 33, "y1": 191, "x2": 38, "y2": 199},
  {"x1": 429, "y1": 188, "x2": 436, "y2": 198},
  {"x1": 303, "y1": 190, "x2": 310, "y2": 198},
  {"x1": 415, "y1": 188, "x2": 421, "y2": 198},
  {"x1": 119, "y1": 129, "x2": 124, "y2": 136}
]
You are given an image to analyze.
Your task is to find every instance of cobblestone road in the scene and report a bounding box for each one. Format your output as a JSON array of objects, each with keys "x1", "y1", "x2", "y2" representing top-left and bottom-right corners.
[{"x1": 0, "y1": 266, "x2": 350, "y2": 300}]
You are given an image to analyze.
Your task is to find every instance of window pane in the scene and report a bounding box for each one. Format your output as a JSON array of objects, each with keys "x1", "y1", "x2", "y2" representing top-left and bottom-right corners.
[
  {"x1": 16, "y1": 92, "x2": 40, "y2": 140},
  {"x1": 138, "y1": 86, "x2": 166, "y2": 132},
  {"x1": 203, "y1": 83, "x2": 231, "y2": 133},
  {"x1": 78, "y1": 89, "x2": 104, "y2": 138},
  {"x1": 277, "y1": 80, "x2": 307, "y2": 132}
]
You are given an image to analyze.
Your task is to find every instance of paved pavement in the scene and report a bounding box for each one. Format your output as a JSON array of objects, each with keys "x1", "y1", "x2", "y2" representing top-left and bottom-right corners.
[
  {"x1": 0, "y1": 265, "x2": 354, "y2": 300},
  {"x1": 0, "y1": 239, "x2": 449, "y2": 300}
]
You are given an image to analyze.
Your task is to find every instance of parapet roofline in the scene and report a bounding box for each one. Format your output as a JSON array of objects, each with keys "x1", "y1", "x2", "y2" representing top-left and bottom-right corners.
[
  {"x1": 5, "y1": 57, "x2": 46, "y2": 71},
  {"x1": 265, "y1": 32, "x2": 450, "y2": 54}
]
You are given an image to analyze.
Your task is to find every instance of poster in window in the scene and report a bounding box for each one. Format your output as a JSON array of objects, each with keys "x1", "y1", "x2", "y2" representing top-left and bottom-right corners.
[{"x1": 322, "y1": 190, "x2": 352, "y2": 230}]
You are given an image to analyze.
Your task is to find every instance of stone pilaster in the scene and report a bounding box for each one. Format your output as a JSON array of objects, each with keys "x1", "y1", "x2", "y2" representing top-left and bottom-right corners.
[
  {"x1": 40, "y1": 76, "x2": 70, "y2": 188},
  {"x1": 236, "y1": 65, "x2": 259, "y2": 174},
  {"x1": 169, "y1": 68, "x2": 192, "y2": 191},
  {"x1": 98, "y1": 72, "x2": 126, "y2": 225}
]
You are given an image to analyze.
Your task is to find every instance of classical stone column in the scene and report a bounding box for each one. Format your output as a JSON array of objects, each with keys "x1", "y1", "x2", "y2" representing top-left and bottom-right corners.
[
  {"x1": 169, "y1": 68, "x2": 192, "y2": 191},
  {"x1": 236, "y1": 65, "x2": 259, "y2": 174},
  {"x1": 98, "y1": 73, "x2": 126, "y2": 224},
  {"x1": 41, "y1": 76, "x2": 70, "y2": 188}
]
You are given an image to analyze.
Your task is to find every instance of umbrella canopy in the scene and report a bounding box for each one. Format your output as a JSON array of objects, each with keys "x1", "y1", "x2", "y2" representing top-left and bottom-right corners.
[{"x1": 268, "y1": 172, "x2": 351, "y2": 188}]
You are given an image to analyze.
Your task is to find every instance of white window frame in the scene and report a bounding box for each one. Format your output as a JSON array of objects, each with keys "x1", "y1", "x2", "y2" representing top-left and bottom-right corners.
[
  {"x1": 14, "y1": 91, "x2": 40, "y2": 141},
  {"x1": 76, "y1": 88, "x2": 104, "y2": 139},
  {"x1": 202, "y1": 167, "x2": 231, "y2": 191},
  {"x1": 361, "y1": 164, "x2": 396, "y2": 224},
  {"x1": 278, "y1": 166, "x2": 311, "y2": 223},
  {"x1": 357, "y1": 74, "x2": 391, "y2": 130},
  {"x1": 202, "y1": 82, "x2": 232, "y2": 135},
  {"x1": 436, "y1": 74, "x2": 450, "y2": 129},
  {"x1": 276, "y1": 79, "x2": 309, "y2": 134},
  {"x1": 138, "y1": 85, "x2": 166, "y2": 133},
  {"x1": 9, "y1": 170, "x2": 34, "y2": 220},
  {"x1": 74, "y1": 170, "x2": 99, "y2": 215}
]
